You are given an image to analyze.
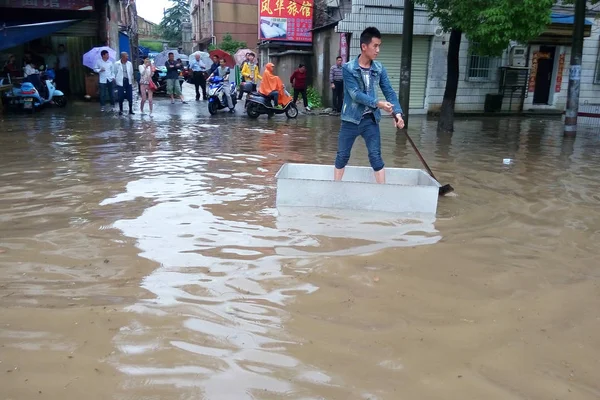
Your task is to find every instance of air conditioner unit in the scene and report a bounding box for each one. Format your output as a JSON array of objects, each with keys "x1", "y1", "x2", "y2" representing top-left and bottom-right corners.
[{"x1": 509, "y1": 45, "x2": 527, "y2": 67}]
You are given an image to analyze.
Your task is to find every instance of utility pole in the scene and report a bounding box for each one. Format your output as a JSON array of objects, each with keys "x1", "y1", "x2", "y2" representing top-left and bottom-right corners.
[
  {"x1": 563, "y1": 0, "x2": 586, "y2": 136},
  {"x1": 399, "y1": 0, "x2": 414, "y2": 128}
]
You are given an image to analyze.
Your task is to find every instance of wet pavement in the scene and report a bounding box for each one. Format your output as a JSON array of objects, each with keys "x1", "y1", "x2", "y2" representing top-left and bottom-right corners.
[{"x1": 1, "y1": 86, "x2": 600, "y2": 400}]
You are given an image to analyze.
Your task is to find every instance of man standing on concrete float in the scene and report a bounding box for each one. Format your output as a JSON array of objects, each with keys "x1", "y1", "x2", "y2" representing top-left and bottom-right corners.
[{"x1": 334, "y1": 26, "x2": 405, "y2": 184}]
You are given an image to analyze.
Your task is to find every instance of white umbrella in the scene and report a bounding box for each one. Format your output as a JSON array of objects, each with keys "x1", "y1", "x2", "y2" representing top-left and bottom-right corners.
[
  {"x1": 190, "y1": 51, "x2": 212, "y2": 68},
  {"x1": 154, "y1": 49, "x2": 180, "y2": 68}
]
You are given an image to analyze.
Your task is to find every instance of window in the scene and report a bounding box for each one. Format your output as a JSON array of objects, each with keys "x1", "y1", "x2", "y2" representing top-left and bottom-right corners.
[{"x1": 466, "y1": 43, "x2": 500, "y2": 81}]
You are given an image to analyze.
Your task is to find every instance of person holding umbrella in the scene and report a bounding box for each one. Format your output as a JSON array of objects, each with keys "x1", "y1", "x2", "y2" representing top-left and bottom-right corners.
[
  {"x1": 240, "y1": 52, "x2": 261, "y2": 100},
  {"x1": 189, "y1": 52, "x2": 207, "y2": 101},
  {"x1": 93, "y1": 50, "x2": 116, "y2": 112}
]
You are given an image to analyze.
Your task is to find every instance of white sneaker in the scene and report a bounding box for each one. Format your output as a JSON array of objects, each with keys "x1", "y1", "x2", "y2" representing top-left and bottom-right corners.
[
  {"x1": 100, "y1": 107, "x2": 105, "y2": 112},
  {"x1": 306, "y1": 106, "x2": 311, "y2": 112}
]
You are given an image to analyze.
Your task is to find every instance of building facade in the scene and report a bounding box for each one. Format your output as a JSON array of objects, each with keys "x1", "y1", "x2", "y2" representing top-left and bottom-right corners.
[
  {"x1": 0, "y1": 0, "x2": 123, "y2": 95},
  {"x1": 137, "y1": 16, "x2": 160, "y2": 40},
  {"x1": 337, "y1": 0, "x2": 437, "y2": 114},
  {"x1": 190, "y1": 0, "x2": 258, "y2": 51},
  {"x1": 335, "y1": 0, "x2": 600, "y2": 116},
  {"x1": 426, "y1": 5, "x2": 600, "y2": 114}
]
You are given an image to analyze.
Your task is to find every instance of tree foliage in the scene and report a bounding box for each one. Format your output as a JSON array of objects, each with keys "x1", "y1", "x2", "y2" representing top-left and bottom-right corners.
[
  {"x1": 416, "y1": 0, "x2": 555, "y2": 55},
  {"x1": 414, "y1": 0, "x2": 558, "y2": 131},
  {"x1": 209, "y1": 34, "x2": 247, "y2": 54},
  {"x1": 159, "y1": 0, "x2": 190, "y2": 45}
]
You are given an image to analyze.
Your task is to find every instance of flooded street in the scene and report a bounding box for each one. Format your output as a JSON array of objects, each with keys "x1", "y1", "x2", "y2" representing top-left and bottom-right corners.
[{"x1": 1, "y1": 94, "x2": 599, "y2": 400}]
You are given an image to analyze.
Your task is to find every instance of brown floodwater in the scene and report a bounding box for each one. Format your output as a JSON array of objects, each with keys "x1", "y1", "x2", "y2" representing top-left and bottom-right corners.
[{"x1": 1, "y1": 97, "x2": 599, "y2": 400}]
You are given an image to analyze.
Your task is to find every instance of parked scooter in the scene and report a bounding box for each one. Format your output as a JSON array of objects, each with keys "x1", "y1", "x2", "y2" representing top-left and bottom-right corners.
[
  {"x1": 0, "y1": 68, "x2": 67, "y2": 113},
  {"x1": 245, "y1": 87, "x2": 298, "y2": 119},
  {"x1": 207, "y1": 76, "x2": 237, "y2": 115}
]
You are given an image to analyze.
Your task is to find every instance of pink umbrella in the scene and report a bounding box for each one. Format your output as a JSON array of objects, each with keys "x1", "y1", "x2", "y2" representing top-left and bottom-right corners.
[{"x1": 234, "y1": 48, "x2": 255, "y2": 65}]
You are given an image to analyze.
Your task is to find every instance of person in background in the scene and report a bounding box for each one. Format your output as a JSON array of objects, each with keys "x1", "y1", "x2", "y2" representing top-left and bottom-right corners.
[
  {"x1": 3, "y1": 54, "x2": 21, "y2": 78},
  {"x1": 93, "y1": 49, "x2": 116, "y2": 112},
  {"x1": 165, "y1": 52, "x2": 186, "y2": 104},
  {"x1": 55, "y1": 44, "x2": 70, "y2": 95},
  {"x1": 240, "y1": 52, "x2": 261, "y2": 99},
  {"x1": 330, "y1": 56, "x2": 344, "y2": 114},
  {"x1": 114, "y1": 52, "x2": 135, "y2": 115},
  {"x1": 189, "y1": 53, "x2": 207, "y2": 101},
  {"x1": 208, "y1": 58, "x2": 234, "y2": 113},
  {"x1": 237, "y1": 52, "x2": 251, "y2": 100},
  {"x1": 23, "y1": 58, "x2": 42, "y2": 92},
  {"x1": 290, "y1": 63, "x2": 310, "y2": 111},
  {"x1": 139, "y1": 56, "x2": 154, "y2": 114},
  {"x1": 208, "y1": 55, "x2": 219, "y2": 76},
  {"x1": 258, "y1": 62, "x2": 291, "y2": 109}
]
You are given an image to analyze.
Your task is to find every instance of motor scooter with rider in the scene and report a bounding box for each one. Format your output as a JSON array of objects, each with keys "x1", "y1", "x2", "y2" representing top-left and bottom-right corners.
[
  {"x1": 245, "y1": 63, "x2": 297, "y2": 119},
  {"x1": 207, "y1": 60, "x2": 236, "y2": 115},
  {"x1": 0, "y1": 64, "x2": 67, "y2": 113}
]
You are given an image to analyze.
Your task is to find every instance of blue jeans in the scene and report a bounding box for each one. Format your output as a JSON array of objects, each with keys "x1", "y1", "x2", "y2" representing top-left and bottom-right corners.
[
  {"x1": 269, "y1": 90, "x2": 278, "y2": 106},
  {"x1": 335, "y1": 114, "x2": 384, "y2": 171},
  {"x1": 99, "y1": 81, "x2": 115, "y2": 107}
]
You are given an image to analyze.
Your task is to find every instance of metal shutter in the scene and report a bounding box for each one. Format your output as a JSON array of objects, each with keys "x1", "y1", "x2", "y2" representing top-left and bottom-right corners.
[{"x1": 375, "y1": 35, "x2": 430, "y2": 109}]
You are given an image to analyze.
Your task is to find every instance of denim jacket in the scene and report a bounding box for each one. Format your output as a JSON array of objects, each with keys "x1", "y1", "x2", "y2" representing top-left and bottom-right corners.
[{"x1": 341, "y1": 57, "x2": 402, "y2": 125}]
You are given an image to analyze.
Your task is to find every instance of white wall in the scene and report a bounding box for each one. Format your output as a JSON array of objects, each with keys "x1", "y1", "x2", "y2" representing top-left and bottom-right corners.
[
  {"x1": 426, "y1": 18, "x2": 600, "y2": 113},
  {"x1": 426, "y1": 35, "x2": 508, "y2": 112}
]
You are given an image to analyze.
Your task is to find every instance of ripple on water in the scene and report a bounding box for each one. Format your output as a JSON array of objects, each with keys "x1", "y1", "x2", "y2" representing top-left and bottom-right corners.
[{"x1": 102, "y1": 150, "x2": 441, "y2": 397}]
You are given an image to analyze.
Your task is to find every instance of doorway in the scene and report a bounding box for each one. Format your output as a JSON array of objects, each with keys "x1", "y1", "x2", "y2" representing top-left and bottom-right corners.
[{"x1": 533, "y1": 46, "x2": 556, "y2": 105}]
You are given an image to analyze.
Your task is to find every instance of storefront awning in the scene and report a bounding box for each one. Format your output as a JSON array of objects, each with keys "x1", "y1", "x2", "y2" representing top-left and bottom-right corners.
[
  {"x1": 0, "y1": 19, "x2": 79, "y2": 51},
  {"x1": 531, "y1": 12, "x2": 594, "y2": 44},
  {"x1": 550, "y1": 13, "x2": 593, "y2": 26}
]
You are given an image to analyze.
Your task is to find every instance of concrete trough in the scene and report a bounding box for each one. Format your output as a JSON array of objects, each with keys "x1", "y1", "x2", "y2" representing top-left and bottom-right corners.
[{"x1": 275, "y1": 163, "x2": 441, "y2": 215}]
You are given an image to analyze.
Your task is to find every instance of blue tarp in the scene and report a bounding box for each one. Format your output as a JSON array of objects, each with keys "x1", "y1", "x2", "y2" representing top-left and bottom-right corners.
[
  {"x1": 119, "y1": 32, "x2": 130, "y2": 56},
  {"x1": 118, "y1": 33, "x2": 148, "y2": 58},
  {"x1": 0, "y1": 19, "x2": 79, "y2": 52},
  {"x1": 138, "y1": 45, "x2": 150, "y2": 57},
  {"x1": 550, "y1": 13, "x2": 593, "y2": 26}
]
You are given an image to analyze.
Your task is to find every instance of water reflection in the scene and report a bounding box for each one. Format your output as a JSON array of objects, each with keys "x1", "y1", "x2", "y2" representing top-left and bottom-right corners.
[
  {"x1": 101, "y1": 143, "x2": 440, "y2": 397},
  {"x1": 1, "y1": 106, "x2": 599, "y2": 399}
]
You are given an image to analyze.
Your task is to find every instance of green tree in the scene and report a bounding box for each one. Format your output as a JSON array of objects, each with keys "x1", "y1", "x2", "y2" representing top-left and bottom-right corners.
[
  {"x1": 209, "y1": 33, "x2": 247, "y2": 54},
  {"x1": 416, "y1": 0, "x2": 555, "y2": 132},
  {"x1": 159, "y1": 0, "x2": 190, "y2": 46}
]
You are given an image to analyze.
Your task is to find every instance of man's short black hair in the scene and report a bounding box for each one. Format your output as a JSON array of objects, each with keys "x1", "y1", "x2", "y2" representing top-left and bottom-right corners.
[
  {"x1": 360, "y1": 27, "x2": 381, "y2": 47},
  {"x1": 100, "y1": 50, "x2": 108, "y2": 57},
  {"x1": 168, "y1": 52, "x2": 174, "y2": 56},
  {"x1": 299, "y1": 63, "x2": 305, "y2": 68},
  {"x1": 336, "y1": 56, "x2": 342, "y2": 60}
]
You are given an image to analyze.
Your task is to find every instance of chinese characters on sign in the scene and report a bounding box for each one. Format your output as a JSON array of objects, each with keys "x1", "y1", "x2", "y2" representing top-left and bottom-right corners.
[
  {"x1": 2, "y1": 0, "x2": 94, "y2": 10},
  {"x1": 528, "y1": 52, "x2": 551, "y2": 92},
  {"x1": 340, "y1": 33, "x2": 348, "y2": 62},
  {"x1": 555, "y1": 53, "x2": 565, "y2": 92},
  {"x1": 259, "y1": 0, "x2": 313, "y2": 43}
]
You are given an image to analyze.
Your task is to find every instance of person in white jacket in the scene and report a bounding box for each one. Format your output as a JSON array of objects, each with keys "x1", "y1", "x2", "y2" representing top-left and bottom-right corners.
[
  {"x1": 93, "y1": 50, "x2": 116, "y2": 112},
  {"x1": 114, "y1": 52, "x2": 135, "y2": 115}
]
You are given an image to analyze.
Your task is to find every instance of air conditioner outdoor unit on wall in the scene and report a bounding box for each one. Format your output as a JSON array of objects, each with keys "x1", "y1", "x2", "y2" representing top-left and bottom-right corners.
[{"x1": 509, "y1": 45, "x2": 527, "y2": 67}]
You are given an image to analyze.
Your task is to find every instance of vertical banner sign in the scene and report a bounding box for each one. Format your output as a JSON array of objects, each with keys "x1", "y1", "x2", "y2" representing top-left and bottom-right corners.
[
  {"x1": 340, "y1": 33, "x2": 348, "y2": 62},
  {"x1": 528, "y1": 52, "x2": 540, "y2": 92},
  {"x1": 555, "y1": 53, "x2": 565, "y2": 92},
  {"x1": 259, "y1": 0, "x2": 314, "y2": 42}
]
